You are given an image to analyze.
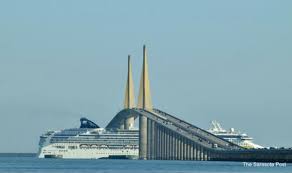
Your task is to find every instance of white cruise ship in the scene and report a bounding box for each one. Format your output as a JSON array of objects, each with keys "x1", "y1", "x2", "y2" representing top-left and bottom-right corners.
[
  {"x1": 38, "y1": 118, "x2": 139, "y2": 159},
  {"x1": 208, "y1": 120, "x2": 263, "y2": 149}
]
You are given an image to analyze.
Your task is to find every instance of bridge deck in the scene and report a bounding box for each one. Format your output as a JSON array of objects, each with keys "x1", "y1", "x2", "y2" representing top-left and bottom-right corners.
[
  {"x1": 153, "y1": 109, "x2": 242, "y2": 150},
  {"x1": 107, "y1": 108, "x2": 241, "y2": 150},
  {"x1": 106, "y1": 108, "x2": 292, "y2": 162}
]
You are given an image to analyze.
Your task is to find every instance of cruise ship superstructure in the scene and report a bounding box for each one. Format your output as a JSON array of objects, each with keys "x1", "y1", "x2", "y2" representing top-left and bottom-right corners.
[
  {"x1": 38, "y1": 118, "x2": 139, "y2": 159},
  {"x1": 208, "y1": 120, "x2": 263, "y2": 149}
]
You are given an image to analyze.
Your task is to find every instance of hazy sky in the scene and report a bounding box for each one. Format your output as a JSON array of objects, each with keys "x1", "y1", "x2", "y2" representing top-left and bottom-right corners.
[{"x1": 0, "y1": 1, "x2": 291, "y2": 152}]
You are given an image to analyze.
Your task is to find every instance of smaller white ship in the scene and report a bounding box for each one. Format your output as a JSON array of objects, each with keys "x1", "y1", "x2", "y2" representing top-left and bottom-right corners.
[{"x1": 208, "y1": 120, "x2": 263, "y2": 149}]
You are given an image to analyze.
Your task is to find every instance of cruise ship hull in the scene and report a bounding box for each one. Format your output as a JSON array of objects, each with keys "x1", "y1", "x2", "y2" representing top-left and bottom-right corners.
[{"x1": 39, "y1": 143, "x2": 138, "y2": 159}]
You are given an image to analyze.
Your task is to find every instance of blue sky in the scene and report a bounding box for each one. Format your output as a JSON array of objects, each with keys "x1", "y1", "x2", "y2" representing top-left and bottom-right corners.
[{"x1": 0, "y1": 0, "x2": 291, "y2": 152}]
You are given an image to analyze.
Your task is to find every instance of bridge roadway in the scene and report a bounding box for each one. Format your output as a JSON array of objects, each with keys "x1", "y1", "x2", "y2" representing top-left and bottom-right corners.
[
  {"x1": 152, "y1": 109, "x2": 241, "y2": 150},
  {"x1": 107, "y1": 108, "x2": 243, "y2": 160},
  {"x1": 107, "y1": 108, "x2": 292, "y2": 162},
  {"x1": 214, "y1": 148, "x2": 292, "y2": 162},
  {"x1": 107, "y1": 108, "x2": 240, "y2": 150},
  {"x1": 136, "y1": 108, "x2": 225, "y2": 150}
]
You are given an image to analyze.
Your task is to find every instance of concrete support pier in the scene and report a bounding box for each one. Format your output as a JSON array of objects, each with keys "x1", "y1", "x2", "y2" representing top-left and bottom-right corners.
[
  {"x1": 193, "y1": 143, "x2": 197, "y2": 160},
  {"x1": 139, "y1": 115, "x2": 148, "y2": 159},
  {"x1": 151, "y1": 121, "x2": 155, "y2": 160},
  {"x1": 190, "y1": 142, "x2": 193, "y2": 160},
  {"x1": 147, "y1": 119, "x2": 151, "y2": 159},
  {"x1": 124, "y1": 117, "x2": 134, "y2": 130}
]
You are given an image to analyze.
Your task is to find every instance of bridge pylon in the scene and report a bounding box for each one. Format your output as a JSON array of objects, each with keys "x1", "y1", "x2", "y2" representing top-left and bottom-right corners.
[
  {"x1": 138, "y1": 45, "x2": 153, "y2": 160},
  {"x1": 137, "y1": 45, "x2": 152, "y2": 110},
  {"x1": 123, "y1": 55, "x2": 135, "y2": 130}
]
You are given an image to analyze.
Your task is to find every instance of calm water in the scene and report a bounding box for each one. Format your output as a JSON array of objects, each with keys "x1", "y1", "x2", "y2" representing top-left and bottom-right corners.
[{"x1": 0, "y1": 155, "x2": 291, "y2": 173}]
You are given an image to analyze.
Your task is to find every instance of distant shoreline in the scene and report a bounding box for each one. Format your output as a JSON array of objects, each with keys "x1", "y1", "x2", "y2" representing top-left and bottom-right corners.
[{"x1": 0, "y1": 153, "x2": 36, "y2": 157}]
